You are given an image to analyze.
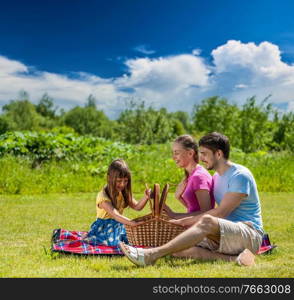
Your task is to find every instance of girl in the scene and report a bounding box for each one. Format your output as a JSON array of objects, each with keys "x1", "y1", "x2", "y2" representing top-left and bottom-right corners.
[
  {"x1": 85, "y1": 158, "x2": 151, "y2": 246},
  {"x1": 164, "y1": 134, "x2": 215, "y2": 219}
]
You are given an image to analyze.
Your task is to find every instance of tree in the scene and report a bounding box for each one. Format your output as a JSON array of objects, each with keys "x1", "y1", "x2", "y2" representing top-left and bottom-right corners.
[
  {"x1": 35, "y1": 93, "x2": 57, "y2": 118},
  {"x1": 0, "y1": 115, "x2": 9, "y2": 134},
  {"x1": 192, "y1": 96, "x2": 240, "y2": 147},
  {"x1": 117, "y1": 101, "x2": 178, "y2": 144},
  {"x1": 2, "y1": 96, "x2": 42, "y2": 131},
  {"x1": 272, "y1": 111, "x2": 294, "y2": 151},
  {"x1": 169, "y1": 111, "x2": 192, "y2": 132},
  {"x1": 239, "y1": 96, "x2": 274, "y2": 153},
  {"x1": 63, "y1": 106, "x2": 113, "y2": 138},
  {"x1": 85, "y1": 94, "x2": 97, "y2": 108}
]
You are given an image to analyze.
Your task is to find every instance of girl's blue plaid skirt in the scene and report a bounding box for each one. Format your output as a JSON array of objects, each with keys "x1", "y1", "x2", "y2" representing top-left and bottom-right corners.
[{"x1": 86, "y1": 218, "x2": 128, "y2": 246}]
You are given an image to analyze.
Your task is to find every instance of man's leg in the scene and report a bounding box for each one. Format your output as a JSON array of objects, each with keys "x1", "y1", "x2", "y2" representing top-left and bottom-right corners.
[
  {"x1": 120, "y1": 214, "x2": 256, "y2": 266},
  {"x1": 172, "y1": 246, "x2": 234, "y2": 262},
  {"x1": 136, "y1": 214, "x2": 220, "y2": 265},
  {"x1": 172, "y1": 246, "x2": 255, "y2": 266}
]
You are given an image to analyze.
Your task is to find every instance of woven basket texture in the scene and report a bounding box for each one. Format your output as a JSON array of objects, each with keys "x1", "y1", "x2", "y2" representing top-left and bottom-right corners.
[{"x1": 125, "y1": 212, "x2": 185, "y2": 247}]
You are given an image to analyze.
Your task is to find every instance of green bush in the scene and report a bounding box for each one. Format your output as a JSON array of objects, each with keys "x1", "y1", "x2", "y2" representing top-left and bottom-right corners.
[{"x1": 0, "y1": 136, "x2": 293, "y2": 194}]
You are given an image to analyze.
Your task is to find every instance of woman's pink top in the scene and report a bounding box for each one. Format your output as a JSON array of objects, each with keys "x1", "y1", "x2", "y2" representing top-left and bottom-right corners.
[{"x1": 181, "y1": 165, "x2": 215, "y2": 212}]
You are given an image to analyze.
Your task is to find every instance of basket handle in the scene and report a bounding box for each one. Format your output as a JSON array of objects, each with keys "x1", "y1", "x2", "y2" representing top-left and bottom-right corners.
[
  {"x1": 153, "y1": 183, "x2": 160, "y2": 217},
  {"x1": 145, "y1": 183, "x2": 153, "y2": 214},
  {"x1": 158, "y1": 183, "x2": 169, "y2": 216}
]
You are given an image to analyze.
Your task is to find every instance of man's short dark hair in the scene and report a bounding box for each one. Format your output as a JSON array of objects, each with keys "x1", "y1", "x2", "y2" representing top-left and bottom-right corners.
[{"x1": 199, "y1": 132, "x2": 230, "y2": 159}]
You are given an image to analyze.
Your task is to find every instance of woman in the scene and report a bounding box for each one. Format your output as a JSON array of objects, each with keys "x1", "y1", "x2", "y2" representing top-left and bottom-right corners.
[{"x1": 164, "y1": 134, "x2": 215, "y2": 219}]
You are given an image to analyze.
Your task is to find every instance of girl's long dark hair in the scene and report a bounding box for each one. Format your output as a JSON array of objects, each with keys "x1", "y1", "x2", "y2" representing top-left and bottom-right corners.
[{"x1": 104, "y1": 159, "x2": 132, "y2": 209}]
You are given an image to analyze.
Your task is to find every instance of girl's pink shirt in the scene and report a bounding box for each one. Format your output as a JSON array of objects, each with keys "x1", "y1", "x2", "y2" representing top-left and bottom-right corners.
[{"x1": 181, "y1": 164, "x2": 215, "y2": 212}]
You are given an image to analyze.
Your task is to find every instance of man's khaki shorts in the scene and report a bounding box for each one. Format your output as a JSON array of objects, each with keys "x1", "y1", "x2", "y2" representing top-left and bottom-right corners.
[{"x1": 197, "y1": 218, "x2": 263, "y2": 255}]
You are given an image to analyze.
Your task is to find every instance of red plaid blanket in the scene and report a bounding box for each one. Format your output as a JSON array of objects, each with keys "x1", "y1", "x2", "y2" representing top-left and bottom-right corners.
[
  {"x1": 257, "y1": 233, "x2": 277, "y2": 255},
  {"x1": 51, "y1": 229, "x2": 123, "y2": 255},
  {"x1": 51, "y1": 229, "x2": 276, "y2": 256}
]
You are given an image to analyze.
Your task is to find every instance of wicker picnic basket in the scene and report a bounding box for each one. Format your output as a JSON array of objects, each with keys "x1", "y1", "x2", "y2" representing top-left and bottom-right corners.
[{"x1": 125, "y1": 183, "x2": 185, "y2": 247}]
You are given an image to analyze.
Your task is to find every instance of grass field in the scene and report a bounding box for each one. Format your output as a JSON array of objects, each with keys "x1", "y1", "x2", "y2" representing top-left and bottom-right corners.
[{"x1": 1, "y1": 192, "x2": 294, "y2": 278}]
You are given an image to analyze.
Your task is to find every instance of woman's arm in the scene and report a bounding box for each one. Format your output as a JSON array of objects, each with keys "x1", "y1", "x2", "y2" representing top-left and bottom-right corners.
[
  {"x1": 99, "y1": 201, "x2": 139, "y2": 226},
  {"x1": 165, "y1": 190, "x2": 211, "y2": 219},
  {"x1": 196, "y1": 189, "x2": 212, "y2": 212},
  {"x1": 167, "y1": 209, "x2": 203, "y2": 219},
  {"x1": 174, "y1": 178, "x2": 188, "y2": 207}
]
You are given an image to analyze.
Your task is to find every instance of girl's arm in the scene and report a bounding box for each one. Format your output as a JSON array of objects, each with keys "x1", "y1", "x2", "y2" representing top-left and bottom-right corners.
[
  {"x1": 99, "y1": 201, "x2": 139, "y2": 226},
  {"x1": 128, "y1": 188, "x2": 151, "y2": 211}
]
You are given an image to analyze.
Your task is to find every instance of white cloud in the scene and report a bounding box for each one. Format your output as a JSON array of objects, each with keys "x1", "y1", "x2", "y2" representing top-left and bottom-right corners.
[
  {"x1": 1, "y1": 40, "x2": 294, "y2": 119},
  {"x1": 212, "y1": 40, "x2": 293, "y2": 80},
  {"x1": 133, "y1": 44, "x2": 156, "y2": 55},
  {"x1": 234, "y1": 84, "x2": 248, "y2": 89},
  {"x1": 117, "y1": 55, "x2": 210, "y2": 90},
  {"x1": 0, "y1": 56, "x2": 28, "y2": 75},
  {"x1": 192, "y1": 48, "x2": 201, "y2": 56},
  {"x1": 210, "y1": 40, "x2": 294, "y2": 108},
  {"x1": 0, "y1": 57, "x2": 127, "y2": 117},
  {"x1": 114, "y1": 54, "x2": 211, "y2": 110}
]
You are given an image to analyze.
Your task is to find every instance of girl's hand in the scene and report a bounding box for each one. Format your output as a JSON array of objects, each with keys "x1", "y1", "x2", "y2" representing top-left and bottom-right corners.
[
  {"x1": 129, "y1": 220, "x2": 144, "y2": 226},
  {"x1": 144, "y1": 185, "x2": 152, "y2": 199}
]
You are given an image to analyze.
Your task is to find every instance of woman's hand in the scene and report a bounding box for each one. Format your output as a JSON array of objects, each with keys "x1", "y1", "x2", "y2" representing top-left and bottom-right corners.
[
  {"x1": 163, "y1": 204, "x2": 176, "y2": 218},
  {"x1": 169, "y1": 218, "x2": 191, "y2": 229},
  {"x1": 169, "y1": 218, "x2": 184, "y2": 226}
]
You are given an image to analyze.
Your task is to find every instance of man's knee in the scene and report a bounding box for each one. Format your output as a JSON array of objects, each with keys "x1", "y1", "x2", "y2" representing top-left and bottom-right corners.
[{"x1": 194, "y1": 214, "x2": 218, "y2": 234}]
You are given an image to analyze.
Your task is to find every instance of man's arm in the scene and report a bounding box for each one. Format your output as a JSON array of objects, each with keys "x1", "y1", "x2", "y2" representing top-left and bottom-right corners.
[{"x1": 170, "y1": 192, "x2": 247, "y2": 227}]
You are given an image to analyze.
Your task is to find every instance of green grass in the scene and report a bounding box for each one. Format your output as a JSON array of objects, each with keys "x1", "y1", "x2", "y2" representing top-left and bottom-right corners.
[{"x1": 1, "y1": 192, "x2": 294, "y2": 278}]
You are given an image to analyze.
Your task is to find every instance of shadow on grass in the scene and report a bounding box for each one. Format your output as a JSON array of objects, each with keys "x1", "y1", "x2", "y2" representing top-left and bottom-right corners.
[
  {"x1": 162, "y1": 255, "x2": 221, "y2": 268},
  {"x1": 110, "y1": 265, "x2": 136, "y2": 271},
  {"x1": 107, "y1": 255, "x2": 220, "y2": 271}
]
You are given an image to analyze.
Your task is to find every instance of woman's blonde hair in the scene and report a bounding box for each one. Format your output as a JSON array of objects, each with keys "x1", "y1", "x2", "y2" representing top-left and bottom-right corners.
[{"x1": 104, "y1": 159, "x2": 132, "y2": 209}]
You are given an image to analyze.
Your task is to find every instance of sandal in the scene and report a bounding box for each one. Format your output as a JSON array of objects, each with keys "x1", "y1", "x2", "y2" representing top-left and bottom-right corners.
[{"x1": 119, "y1": 242, "x2": 148, "y2": 267}]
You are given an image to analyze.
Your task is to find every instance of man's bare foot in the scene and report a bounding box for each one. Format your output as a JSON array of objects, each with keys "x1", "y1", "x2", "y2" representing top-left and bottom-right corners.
[{"x1": 236, "y1": 249, "x2": 255, "y2": 266}]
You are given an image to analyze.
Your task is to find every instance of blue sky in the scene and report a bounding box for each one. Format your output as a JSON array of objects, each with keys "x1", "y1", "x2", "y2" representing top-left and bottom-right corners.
[{"x1": 1, "y1": 0, "x2": 294, "y2": 118}]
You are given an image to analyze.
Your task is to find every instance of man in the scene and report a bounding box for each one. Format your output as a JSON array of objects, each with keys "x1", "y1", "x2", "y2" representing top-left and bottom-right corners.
[{"x1": 119, "y1": 132, "x2": 263, "y2": 267}]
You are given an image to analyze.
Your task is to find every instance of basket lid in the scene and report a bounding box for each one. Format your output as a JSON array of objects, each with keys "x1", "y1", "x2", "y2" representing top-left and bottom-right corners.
[
  {"x1": 150, "y1": 183, "x2": 169, "y2": 217},
  {"x1": 158, "y1": 183, "x2": 169, "y2": 216},
  {"x1": 153, "y1": 183, "x2": 160, "y2": 217}
]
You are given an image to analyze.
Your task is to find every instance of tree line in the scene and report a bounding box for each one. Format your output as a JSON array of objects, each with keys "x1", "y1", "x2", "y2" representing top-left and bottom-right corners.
[{"x1": 0, "y1": 91, "x2": 293, "y2": 152}]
